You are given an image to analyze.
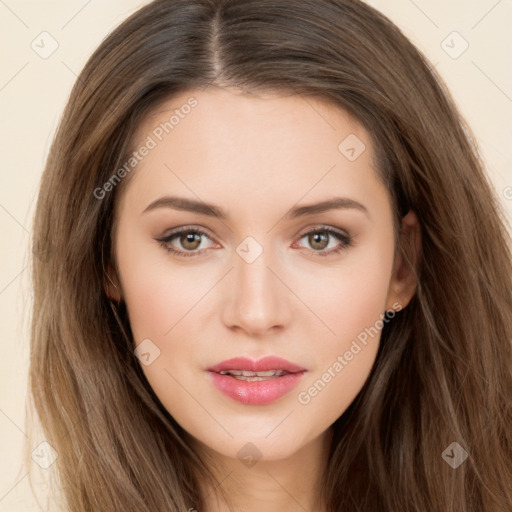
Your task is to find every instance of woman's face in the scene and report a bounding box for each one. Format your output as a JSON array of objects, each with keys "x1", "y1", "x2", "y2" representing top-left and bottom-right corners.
[{"x1": 108, "y1": 86, "x2": 417, "y2": 463}]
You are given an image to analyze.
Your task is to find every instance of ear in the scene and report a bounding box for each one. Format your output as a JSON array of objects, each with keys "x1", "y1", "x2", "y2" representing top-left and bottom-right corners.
[
  {"x1": 104, "y1": 263, "x2": 122, "y2": 302},
  {"x1": 385, "y1": 209, "x2": 422, "y2": 312}
]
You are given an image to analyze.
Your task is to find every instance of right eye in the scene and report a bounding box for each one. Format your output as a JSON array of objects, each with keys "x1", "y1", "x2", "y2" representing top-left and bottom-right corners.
[{"x1": 155, "y1": 226, "x2": 219, "y2": 257}]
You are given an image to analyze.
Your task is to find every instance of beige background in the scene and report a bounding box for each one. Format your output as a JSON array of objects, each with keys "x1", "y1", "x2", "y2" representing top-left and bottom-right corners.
[{"x1": 1, "y1": 0, "x2": 511, "y2": 510}]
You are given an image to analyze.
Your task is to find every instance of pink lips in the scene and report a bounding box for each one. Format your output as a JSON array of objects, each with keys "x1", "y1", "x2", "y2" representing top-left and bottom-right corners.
[
  {"x1": 207, "y1": 356, "x2": 306, "y2": 374},
  {"x1": 206, "y1": 356, "x2": 307, "y2": 405}
]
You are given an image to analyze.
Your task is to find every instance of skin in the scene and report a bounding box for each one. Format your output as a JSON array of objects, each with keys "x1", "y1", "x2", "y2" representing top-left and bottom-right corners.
[{"x1": 106, "y1": 86, "x2": 421, "y2": 512}]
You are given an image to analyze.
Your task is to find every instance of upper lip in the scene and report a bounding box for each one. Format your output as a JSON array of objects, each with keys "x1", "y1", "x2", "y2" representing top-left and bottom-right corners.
[{"x1": 207, "y1": 356, "x2": 306, "y2": 374}]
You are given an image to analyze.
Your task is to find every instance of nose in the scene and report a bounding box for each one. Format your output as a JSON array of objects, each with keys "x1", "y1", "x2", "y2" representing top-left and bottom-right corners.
[{"x1": 221, "y1": 244, "x2": 292, "y2": 336}]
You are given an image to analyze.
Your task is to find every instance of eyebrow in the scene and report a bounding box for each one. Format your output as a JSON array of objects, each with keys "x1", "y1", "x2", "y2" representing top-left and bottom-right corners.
[{"x1": 141, "y1": 195, "x2": 369, "y2": 219}]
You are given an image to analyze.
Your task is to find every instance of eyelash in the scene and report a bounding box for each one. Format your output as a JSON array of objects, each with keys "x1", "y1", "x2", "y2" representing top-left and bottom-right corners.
[{"x1": 155, "y1": 225, "x2": 353, "y2": 258}]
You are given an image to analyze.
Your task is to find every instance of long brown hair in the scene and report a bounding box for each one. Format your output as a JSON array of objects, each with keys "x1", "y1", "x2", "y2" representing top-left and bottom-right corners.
[{"x1": 27, "y1": 0, "x2": 512, "y2": 510}]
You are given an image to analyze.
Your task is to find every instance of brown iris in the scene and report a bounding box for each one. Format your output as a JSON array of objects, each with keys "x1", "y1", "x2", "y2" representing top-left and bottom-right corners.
[
  {"x1": 180, "y1": 231, "x2": 202, "y2": 250},
  {"x1": 308, "y1": 231, "x2": 329, "y2": 251}
]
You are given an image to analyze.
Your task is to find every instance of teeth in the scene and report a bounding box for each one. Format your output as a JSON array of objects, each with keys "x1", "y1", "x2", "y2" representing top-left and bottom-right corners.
[
  {"x1": 231, "y1": 375, "x2": 279, "y2": 381},
  {"x1": 219, "y1": 370, "x2": 288, "y2": 377}
]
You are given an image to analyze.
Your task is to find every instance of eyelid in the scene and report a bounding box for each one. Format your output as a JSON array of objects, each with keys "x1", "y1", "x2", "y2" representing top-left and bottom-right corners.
[
  {"x1": 295, "y1": 224, "x2": 350, "y2": 241},
  {"x1": 159, "y1": 224, "x2": 216, "y2": 241}
]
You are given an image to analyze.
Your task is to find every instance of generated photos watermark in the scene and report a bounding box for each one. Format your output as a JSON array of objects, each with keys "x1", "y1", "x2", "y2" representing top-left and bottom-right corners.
[
  {"x1": 93, "y1": 96, "x2": 198, "y2": 200},
  {"x1": 297, "y1": 301, "x2": 403, "y2": 405}
]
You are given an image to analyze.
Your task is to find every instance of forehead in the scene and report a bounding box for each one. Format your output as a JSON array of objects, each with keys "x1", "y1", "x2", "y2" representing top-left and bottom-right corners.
[
  {"x1": 118, "y1": 86, "x2": 386, "y2": 217},
  {"x1": 134, "y1": 86, "x2": 368, "y2": 159}
]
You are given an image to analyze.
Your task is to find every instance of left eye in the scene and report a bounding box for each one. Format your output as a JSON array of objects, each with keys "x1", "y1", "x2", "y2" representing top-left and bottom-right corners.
[
  {"x1": 293, "y1": 227, "x2": 352, "y2": 256},
  {"x1": 155, "y1": 226, "x2": 352, "y2": 258}
]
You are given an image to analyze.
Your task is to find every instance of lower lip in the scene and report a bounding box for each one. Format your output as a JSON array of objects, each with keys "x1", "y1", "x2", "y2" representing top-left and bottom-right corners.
[{"x1": 208, "y1": 371, "x2": 306, "y2": 405}]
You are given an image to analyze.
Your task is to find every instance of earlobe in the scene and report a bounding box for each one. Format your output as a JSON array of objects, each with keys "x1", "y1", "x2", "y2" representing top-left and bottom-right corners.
[{"x1": 385, "y1": 209, "x2": 422, "y2": 311}]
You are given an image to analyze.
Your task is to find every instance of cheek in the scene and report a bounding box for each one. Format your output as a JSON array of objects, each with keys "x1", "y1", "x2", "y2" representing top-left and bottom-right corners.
[
  {"x1": 116, "y1": 251, "x2": 213, "y2": 414},
  {"x1": 116, "y1": 244, "x2": 219, "y2": 397},
  {"x1": 303, "y1": 235, "x2": 394, "y2": 348},
  {"x1": 292, "y1": 240, "x2": 394, "y2": 418},
  {"x1": 118, "y1": 245, "x2": 214, "y2": 344},
  {"x1": 294, "y1": 302, "x2": 386, "y2": 430}
]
